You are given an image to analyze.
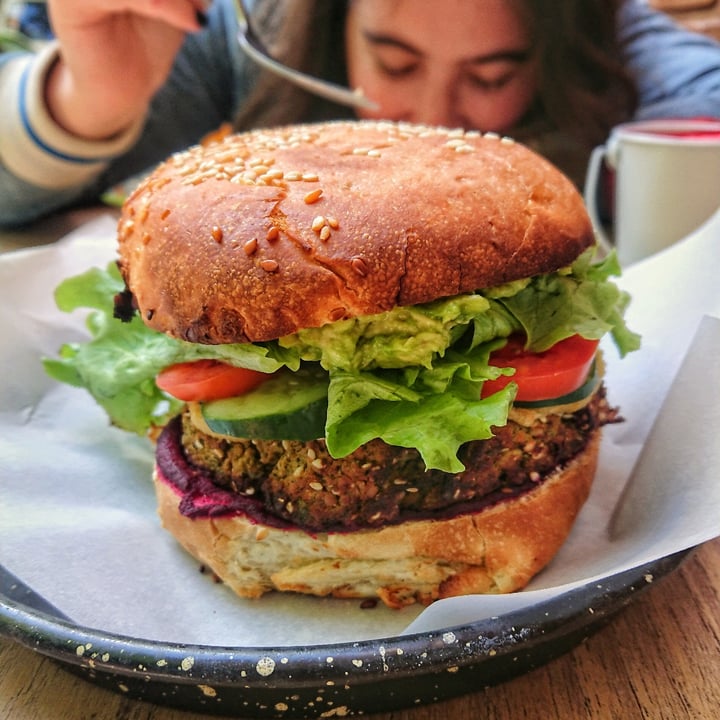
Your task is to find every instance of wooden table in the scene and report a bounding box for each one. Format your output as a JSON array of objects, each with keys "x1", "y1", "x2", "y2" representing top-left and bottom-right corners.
[
  {"x1": 2, "y1": 211, "x2": 719, "y2": 719},
  {"x1": 1, "y1": 538, "x2": 717, "y2": 719}
]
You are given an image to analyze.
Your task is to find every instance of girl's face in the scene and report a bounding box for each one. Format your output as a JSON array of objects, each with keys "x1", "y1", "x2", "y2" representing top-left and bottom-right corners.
[{"x1": 345, "y1": 0, "x2": 539, "y2": 132}]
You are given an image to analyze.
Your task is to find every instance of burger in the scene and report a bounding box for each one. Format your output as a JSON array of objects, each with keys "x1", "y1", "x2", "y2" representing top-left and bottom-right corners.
[{"x1": 45, "y1": 120, "x2": 639, "y2": 608}]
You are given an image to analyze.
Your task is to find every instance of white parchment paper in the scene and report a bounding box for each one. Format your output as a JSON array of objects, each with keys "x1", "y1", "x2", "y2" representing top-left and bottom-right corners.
[{"x1": 1, "y1": 211, "x2": 719, "y2": 646}]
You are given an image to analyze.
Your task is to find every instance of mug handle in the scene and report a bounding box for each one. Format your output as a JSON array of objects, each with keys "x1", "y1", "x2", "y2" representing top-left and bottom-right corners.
[{"x1": 583, "y1": 145, "x2": 614, "y2": 256}]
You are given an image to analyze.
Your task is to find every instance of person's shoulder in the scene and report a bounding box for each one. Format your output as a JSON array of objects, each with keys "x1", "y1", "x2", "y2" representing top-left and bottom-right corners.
[{"x1": 618, "y1": 0, "x2": 677, "y2": 30}]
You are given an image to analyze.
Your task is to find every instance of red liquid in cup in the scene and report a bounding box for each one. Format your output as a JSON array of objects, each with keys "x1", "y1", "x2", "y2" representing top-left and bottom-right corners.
[
  {"x1": 632, "y1": 119, "x2": 720, "y2": 140},
  {"x1": 648, "y1": 130, "x2": 720, "y2": 139}
]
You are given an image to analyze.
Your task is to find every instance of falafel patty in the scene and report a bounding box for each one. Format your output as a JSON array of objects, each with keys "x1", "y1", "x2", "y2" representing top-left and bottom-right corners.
[{"x1": 177, "y1": 386, "x2": 619, "y2": 532}]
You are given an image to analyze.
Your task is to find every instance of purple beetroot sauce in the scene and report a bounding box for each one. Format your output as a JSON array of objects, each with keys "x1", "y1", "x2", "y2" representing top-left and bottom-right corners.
[{"x1": 156, "y1": 417, "x2": 295, "y2": 530}]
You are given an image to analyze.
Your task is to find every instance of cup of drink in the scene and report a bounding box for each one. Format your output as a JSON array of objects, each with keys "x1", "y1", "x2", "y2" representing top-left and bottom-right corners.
[{"x1": 584, "y1": 118, "x2": 720, "y2": 265}]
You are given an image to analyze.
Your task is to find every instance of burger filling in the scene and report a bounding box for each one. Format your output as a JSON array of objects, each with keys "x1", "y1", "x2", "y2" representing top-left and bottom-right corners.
[
  {"x1": 160, "y1": 384, "x2": 620, "y2": 532},
  {"x1": 45, "y1": 247, "x2": 639, "y2": 480}
]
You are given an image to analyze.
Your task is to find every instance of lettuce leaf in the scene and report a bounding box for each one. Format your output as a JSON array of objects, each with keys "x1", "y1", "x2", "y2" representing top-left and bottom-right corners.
[
  {"x1": 44, "y1": 265, "x2": 291, "y2": 434},
  {"x1": 324, "y1": 342, "x2": 514, "y2": 472},
  {"x1": 498, "y1": 250, "x2": 640, "y2": 355},
  {"x1": 43, "y1": 247, "x2": 640, "y2": 471}
]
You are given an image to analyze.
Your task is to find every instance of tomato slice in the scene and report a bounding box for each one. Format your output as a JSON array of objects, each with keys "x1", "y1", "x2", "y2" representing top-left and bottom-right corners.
[
  {"x1": 156, "y1": 360, "x2": 270, "y2": 402},
  {"x1": 481, "y1": 335, "x2": 600, "y2": 402}
]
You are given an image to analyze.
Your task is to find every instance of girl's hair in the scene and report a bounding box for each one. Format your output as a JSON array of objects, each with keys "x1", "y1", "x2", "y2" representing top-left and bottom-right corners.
[{"x1": 519, "y1": 0, "x2": 637, "y2": 144}]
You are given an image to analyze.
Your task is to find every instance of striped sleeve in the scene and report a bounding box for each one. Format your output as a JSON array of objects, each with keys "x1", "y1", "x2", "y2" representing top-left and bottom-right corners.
[{"x1": 0, "y1": 41, "x2": 143, "y2": 190}]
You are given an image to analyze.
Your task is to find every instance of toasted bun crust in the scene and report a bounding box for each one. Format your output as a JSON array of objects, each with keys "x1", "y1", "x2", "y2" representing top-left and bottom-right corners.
[
  {"x1": 118, "y1": 120, "x2": 593, "y2": 344},
  {"x1": 153, "y1": 432, "x2": 600, "y2": 608}
]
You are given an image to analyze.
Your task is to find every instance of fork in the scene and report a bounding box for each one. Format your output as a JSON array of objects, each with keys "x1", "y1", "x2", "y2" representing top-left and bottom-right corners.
[{"x1": 234, "y1": 0, "x2": 378, "y2": 111}]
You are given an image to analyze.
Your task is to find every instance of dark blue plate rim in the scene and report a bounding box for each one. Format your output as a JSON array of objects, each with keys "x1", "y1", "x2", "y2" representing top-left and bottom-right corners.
[{"x1": 0, "y1": 550, "x2": 689, "y2": 718}]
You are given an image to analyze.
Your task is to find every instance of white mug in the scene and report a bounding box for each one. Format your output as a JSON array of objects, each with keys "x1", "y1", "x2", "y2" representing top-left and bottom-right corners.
[{"x1": 584, "y1": 118, "x2": 720, "y2": 266}]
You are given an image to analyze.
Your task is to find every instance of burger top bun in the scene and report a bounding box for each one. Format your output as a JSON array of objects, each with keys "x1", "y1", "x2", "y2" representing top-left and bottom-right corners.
[{"x1": 117, "y1": 120, "x2": 593, "y2": 344}]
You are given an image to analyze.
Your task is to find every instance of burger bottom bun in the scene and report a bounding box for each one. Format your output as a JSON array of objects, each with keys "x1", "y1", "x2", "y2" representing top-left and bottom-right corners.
[{"x1": 154, "y1": 432, "x2": 600, "y2": 609}]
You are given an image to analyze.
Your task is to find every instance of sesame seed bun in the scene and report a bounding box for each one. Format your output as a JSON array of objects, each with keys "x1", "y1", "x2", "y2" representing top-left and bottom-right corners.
[{"x1": 117, "y1": 120, "x2": 592, "y2": 344}]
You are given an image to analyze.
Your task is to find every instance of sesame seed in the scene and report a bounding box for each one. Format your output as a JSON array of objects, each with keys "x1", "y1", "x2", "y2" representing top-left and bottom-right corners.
[
  {"x1": 284, "y1": 171, "x2": 302, "y2": 181},
  {"x1": 309, "y1": 482, "x2": 323, "y2": 490},
  {"x1": 211, "y1": 226, "x2": 223, "y2": 243},
  {"x1": 311, "y1": 215, "x2": 326, "y2": 232},
  {"x1": 259, "y1": 259, "x2": 279, "y2": 273},
  {"x1": 243, "y1": 238, "x2": 258, "y2": 255},
  {"x1": 266, "y1": 226, "x2": 280, "y2": 242},
  {"x1": 307, "y1": 448, "x2": 317, "y2": 460},
  {"x1": 500, "y1": 136, "x2": 516, "y2": 145},
  {"x1": 326, "y1": 216, "x2": 339, "y2": 229},
  {"x1": 255, "y1": 527, "x2": 269, "y2": 541},
  {"x1": 141, "y1": 232, "x2": 152, "y2": 245},
  {"x1": 214, "y1": 150, "x2": 239, "y2": 164},
  {"x1": 311, "y1": 458, "x2": 324, "y2": 470},
  {"x1": 329, "y1": 307, "x2": 346, "y2": 321},
  {"x1": 319, "y1": 225, "x2": 331, "y2": 241},
  {"x1": 302, "y1": 172, "x2": 319, "y2": 182},
  {"x1": 405, "y1": 487, "x2": 419, "y2": 493},
  {"x1": 351, "y1": 256, "x2": 368, "y2": 277},
  {"x1": 160, "y1": 208, "x2": 171, "y2": 220},
  {"x1": 304, "y1": 188, "x2": 323, "y2": 204}
]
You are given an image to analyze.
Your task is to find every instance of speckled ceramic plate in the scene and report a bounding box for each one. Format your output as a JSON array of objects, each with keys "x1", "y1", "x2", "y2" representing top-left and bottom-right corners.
[{"x1": 0, "y1": 552, "x2": 687, "y2": 718}]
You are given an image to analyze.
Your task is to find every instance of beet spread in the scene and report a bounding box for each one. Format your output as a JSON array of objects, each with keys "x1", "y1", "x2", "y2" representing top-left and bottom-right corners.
[{"x1": 156, "y1": 417, "x2": 295, "y2": 530}]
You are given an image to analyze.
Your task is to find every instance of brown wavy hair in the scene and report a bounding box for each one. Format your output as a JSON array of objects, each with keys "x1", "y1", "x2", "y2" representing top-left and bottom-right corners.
[{"x1": 517, "y1": 0, "x2": 637, "y2": 141}]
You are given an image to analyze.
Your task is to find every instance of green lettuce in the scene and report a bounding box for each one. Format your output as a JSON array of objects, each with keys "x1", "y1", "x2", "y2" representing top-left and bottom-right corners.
[
  {"x1": 44, "y1": 265, "x2": 292, "y2": 433},
  {"x1": 43, "y1": 248, "x2": 640, "y2": 472}
]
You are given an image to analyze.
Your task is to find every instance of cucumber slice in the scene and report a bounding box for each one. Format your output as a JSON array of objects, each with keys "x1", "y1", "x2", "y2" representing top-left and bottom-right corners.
[
  {"x1": 201, "y1": 367, "x2": 329, "y2": 441},
  {"x1": 513, "y1": 361, "x2": 600, "y2": 410}
]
